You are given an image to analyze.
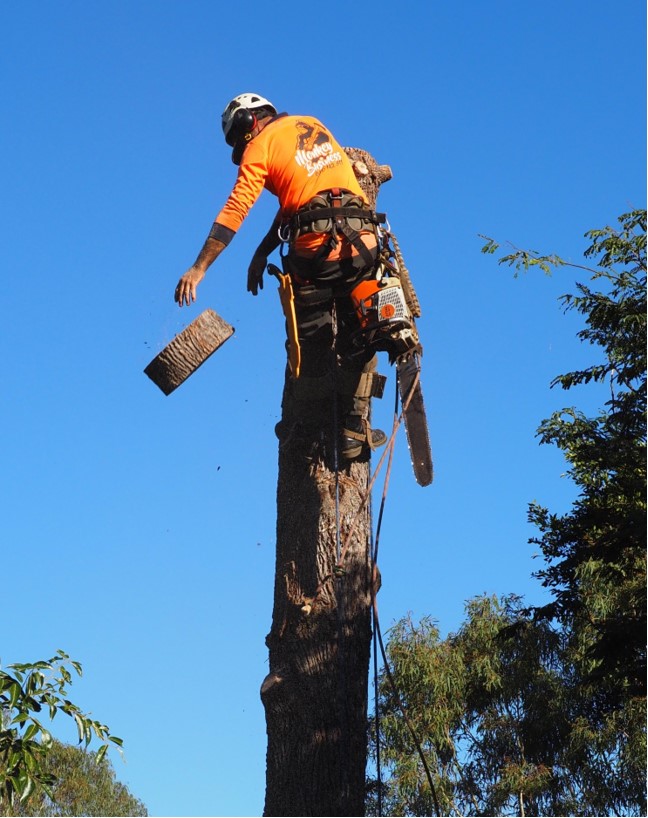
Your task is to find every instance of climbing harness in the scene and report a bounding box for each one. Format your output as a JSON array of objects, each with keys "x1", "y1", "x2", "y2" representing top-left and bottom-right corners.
[
  {"x1": 272, "y1": 219, "x2": 432, "y2": 482},
  {"x1": 282, "y1": 187, "x2": 387, "y2": 268}
]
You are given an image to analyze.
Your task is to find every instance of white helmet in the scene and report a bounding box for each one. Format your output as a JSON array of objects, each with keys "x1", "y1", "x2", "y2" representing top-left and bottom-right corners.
[{"x1": 221, "y1": 92, "x2": 276, "y2": 146}]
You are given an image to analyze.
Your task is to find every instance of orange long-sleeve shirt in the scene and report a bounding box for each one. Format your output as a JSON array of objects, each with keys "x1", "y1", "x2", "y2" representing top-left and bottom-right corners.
[{"x1": 213, "y1": 114, "x2": 370, "y2": 255}]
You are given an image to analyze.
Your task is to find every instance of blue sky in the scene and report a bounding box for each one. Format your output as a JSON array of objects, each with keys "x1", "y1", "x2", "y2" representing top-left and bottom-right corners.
[{"x1": 2, "y1": 1, "x2": 645, "y2": 816}]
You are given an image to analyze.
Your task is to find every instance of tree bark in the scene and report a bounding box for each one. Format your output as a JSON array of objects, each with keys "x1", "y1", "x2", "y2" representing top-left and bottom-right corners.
[{"x1": 262, "y1": 149, "x2": 391, "y2": 817}]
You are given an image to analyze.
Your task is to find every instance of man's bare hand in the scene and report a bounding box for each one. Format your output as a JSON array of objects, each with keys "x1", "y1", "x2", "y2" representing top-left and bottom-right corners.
[
  {"x1": 247, "y1": 253, "x2": 267, "y2": 296},
  {"x1": 175, "y1": 266, "x2": 205, "y2": 307}
]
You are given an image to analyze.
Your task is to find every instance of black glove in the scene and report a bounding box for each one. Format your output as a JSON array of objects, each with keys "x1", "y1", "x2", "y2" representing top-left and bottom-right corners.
[{"x1": 247, "y1": 254, "x2": 266, "y2": 296}]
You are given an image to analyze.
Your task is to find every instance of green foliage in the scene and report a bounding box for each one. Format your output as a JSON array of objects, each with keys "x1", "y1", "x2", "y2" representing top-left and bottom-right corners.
[
  {"x1": 2, "y1": 741, "x2": 146, "y2": 817},
  {"x1": 370, "y1": 596, "x2": 646, "y2": 816},
  {"x1": 525, "y1": 209, "x2": 646, "y2": 699},
  {"x1": 0, "y1": 651, "x2": 124, "y2": 811},
  {"x1": 482, "y1": 209, "x2": 646, "y2": 700},
  {"x1": 480, "y1": 234, "x2": 568, "y2": 276},
  {"x1": 370, "y1": 211, "x2": 646, "y2": 816}
]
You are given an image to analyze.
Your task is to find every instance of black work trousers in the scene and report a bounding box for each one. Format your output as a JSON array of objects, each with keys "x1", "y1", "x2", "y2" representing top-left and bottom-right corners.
[{"x1": 282, "y1": 247, "x2": 379, "y2": 431}]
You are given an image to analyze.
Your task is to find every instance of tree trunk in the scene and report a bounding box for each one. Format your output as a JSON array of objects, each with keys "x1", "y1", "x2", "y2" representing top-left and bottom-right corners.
[{"x1": 261, "y1": 149, "x2": 391, "y2": 817}]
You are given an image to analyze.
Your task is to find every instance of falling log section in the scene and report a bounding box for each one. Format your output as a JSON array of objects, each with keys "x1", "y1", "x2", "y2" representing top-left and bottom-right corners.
[{"x1": 144, "y1": 309, "x2": 234, "y2": 395}]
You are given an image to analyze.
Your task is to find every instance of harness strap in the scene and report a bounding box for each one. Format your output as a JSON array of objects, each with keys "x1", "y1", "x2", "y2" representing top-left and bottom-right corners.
[
  {"x1": 331, "y1": 188, "x2": 374, "y2": 267},
  {"x1": 337, "y1": 218, "x2": 376, "y2": 267},
  {"x1": 292, "y1": 206, "x2": 387, "y2": 228},
  {"x1": 336, "y1": 369, "x2": 386, "y2": 400},
  {"x1": 360, "y1": 371, "x2": 387, "y2": 399},
  {"x1": 288, "y1": 188, "x2": 385, "y2": 268},
  {"x1": 343, "y1": 418, "x2": 379, "y2": 449},
  {"x1": 343, "y1": 427, "x2": 367, "y2": 442}
]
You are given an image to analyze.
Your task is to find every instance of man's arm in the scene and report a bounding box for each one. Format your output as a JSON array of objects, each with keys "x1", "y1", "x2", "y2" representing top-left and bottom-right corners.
[
  {"x1": 175, "y1": 223, "x2": 235, "y2": 307},
  {"x1": 177, "y1": 136, "x2": 274, "y2": 304}
]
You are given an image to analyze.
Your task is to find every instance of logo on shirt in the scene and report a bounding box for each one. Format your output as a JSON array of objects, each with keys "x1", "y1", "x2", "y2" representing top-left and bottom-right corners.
[{"x1": 294, "y1": 121, "x2": 342, "y2": 177}]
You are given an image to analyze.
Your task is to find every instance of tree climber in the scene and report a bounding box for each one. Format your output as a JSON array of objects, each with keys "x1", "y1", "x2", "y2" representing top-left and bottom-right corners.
[{"x1": 174, "y1": 92, "x2": 391, "y2": 460}]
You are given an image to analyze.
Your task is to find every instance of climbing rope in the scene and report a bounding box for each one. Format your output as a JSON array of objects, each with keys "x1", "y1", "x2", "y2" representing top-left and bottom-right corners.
[
  {"x1": 326, "y1": 365, "x2": 419, "y2": 589},
  {"x1": 331, "y1": 307, "x2": 342, "y2": 567},
  {"x1": 372, "y1": 607, "x2": 383, "y2": 816},
  {"x1": 331, "y1": 306, "x2": 352, "y2": 803},
  {"x1": 372, "y1": 598, "x2": 442, "y2": 817},
  {"x1": 367, "y1": 376, "x2": 441, "y2": 817},
  {"x1": 342, "y1": 371, "x2": 441, "y2": 817},
  {"x1": 369, "y1": 381, "x2": 399, "y2": 817},
  {"x1": 318, "y1": 341, "x2": 440, "y2": 816},
  {"x1": 310, "y1": 396, "x2": 403, "y2": 606},
  {"x1": 304, "y1": 362, "x2": 419, "y2": 622}
]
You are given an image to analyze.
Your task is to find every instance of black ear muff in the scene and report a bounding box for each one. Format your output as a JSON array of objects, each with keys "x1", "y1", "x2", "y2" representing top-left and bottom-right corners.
[
  {"x1": 243, "y1": 113, "x2": 257, "y2": 141},
  {"x1": 227, "y1": 108, "x2": 257, "y2": 146}
]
